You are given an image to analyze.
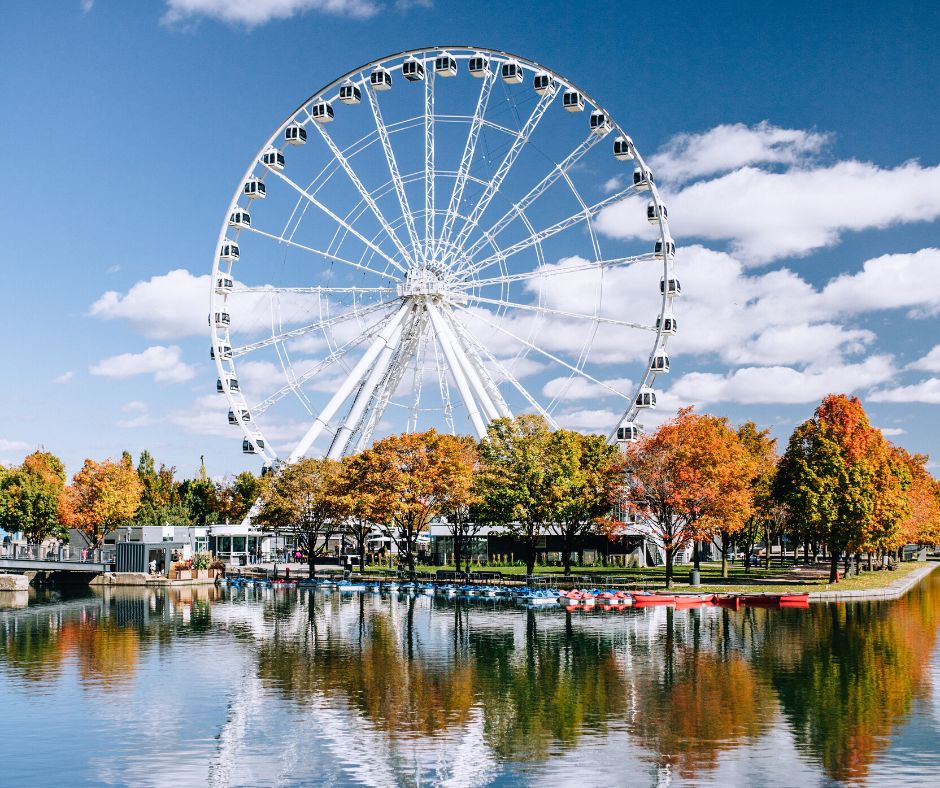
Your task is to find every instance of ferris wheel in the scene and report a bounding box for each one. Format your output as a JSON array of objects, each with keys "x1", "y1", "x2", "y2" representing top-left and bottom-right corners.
[{"x1": 210, "y1": 46, "x2": 677, "y2": 470}]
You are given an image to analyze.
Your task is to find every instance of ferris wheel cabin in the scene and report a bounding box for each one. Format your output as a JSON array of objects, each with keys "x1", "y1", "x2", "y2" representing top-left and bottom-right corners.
[
  {"x1": 613, "y1": 135, "x2": 635, "y2": 160},
  {"x1": 533, "y1": 71, "x2": 555, "y2": 95},
  {"x1": 339, "y1": 82, "x2": 361, "y2": 104},
  {"x1": 654, "y1": 240, "x2": 677, "y2": 259},
  {"x1": 633, "y1": 167, "x2": 653, "y2": 191},
  {"x1": 217, "y1": 376, "x2": 239, "y2": 393},
  {"x1": 650, "y1": 352, "x2": 670, "y2": 373},
  {"x1": 211, "y1": 344, "x2": 232, "y2": 361},
  {"x1": 215, "y1": 277, "x2": 233, "y2": 295},
  {"x1": 562, "y1": 90, "x2": 584, "y2": 112},
  {"x1": 228, "y1": 409, "x2": 251, "y2": 425},
  {"x1": 589, "y1": 109, "x2": 611, "y2": 134},
  {"x1": 213, "y1": 312, "x2": 231, "y2": 328},
  {"x1": 402, "y1": 57, "x2": 425, "y2": 82},
  {"x1": 501, "y1": 60, "x2": 523, "y2": 83},
  {"x1": 312, "y1": 100, "x2": 334, "y2": 124},
  {"x1": 657, "y1": 313, "x2": 678, "y2": 335},
  {"x1": 635, "y1": 387, "x2": 657, "y2": 409},
  {"x1": 261, "y1": 148, "x2": 285, "y2": 171},
  {"x1": 617, "y1": 423, "x2": 640, "y2": 442},
  {"x1": 647, "y1": 201, "x2": 668, "y2": 223},
  {"x1": 468, "y1": 53, "x2": 489, "y2": 76},
  {"x1": 219, "y1": 241, "x2": 239, "y2": 262},
  {"x1": 370, "y1": 66, "x2": 392, "y2": 90},
  {"x1": 228, "y1": 208, "x2": 250, "y2": 229},
  {"x1": 435, "y1": 53, "x2": 458, "y2": 76},
  {"x1": 243, "y1": 178, "x2": 266, "y2": 199},
  {"x1": 242, "y1": 438, "x2": 264, "y2": 455},
  {"x1": 284, "y1": 123, "x2": 307, "y2": 145}
]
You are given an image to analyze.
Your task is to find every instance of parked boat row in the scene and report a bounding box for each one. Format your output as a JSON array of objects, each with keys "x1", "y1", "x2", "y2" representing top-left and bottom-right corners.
[{"x1": 221, "y1": 577, "x2": 810, "y2": 610}]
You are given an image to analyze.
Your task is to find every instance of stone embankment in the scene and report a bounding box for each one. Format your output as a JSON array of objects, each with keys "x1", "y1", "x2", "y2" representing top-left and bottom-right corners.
[
  {"x1": 809, "y1": 561, "x2": 938, "y2": 602},
  {"x1": 0, "y1": 573, "x2": 29, "y2": 591}
]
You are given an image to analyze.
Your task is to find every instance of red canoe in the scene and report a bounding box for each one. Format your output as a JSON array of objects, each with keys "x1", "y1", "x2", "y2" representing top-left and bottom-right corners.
[
  {"x1": 778, "y1": 593, "x2": 810, "y2": 608},
  {"x1": 674, "y1": 594, "x2": 717, "y2": 607},
  {"x1": 633, "y1": 592, "x2": 676, "y2": 606},
  {"x1": 716, "y1": 595, "x2": 742, "y2": 610}
]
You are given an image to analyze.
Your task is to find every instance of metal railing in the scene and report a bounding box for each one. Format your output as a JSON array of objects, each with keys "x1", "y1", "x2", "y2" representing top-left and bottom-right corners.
[{"x1": 1, "y1": 543, "x2": 115, "y2": 564}]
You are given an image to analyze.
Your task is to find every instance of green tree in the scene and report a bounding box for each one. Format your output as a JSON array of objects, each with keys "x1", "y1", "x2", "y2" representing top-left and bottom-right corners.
[
  {"x1": 554, "y1": 431, "x2": 623, "y2": 575},
  {"x1": 476, "y1": 415, "x2": 559, "y2": 576},
  {"x1": 0, "y1": 451, "x2": 68, "y2": 543},
  {"x1": 736, "y1": 422, "x2": 779, "y2": 574},
  {"x1": 775, "y1": 394, "x2": 890, "y2": 583}
]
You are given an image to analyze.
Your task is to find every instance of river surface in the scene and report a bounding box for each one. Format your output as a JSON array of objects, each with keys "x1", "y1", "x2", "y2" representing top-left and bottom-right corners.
[{"x1": 2, "y1": 573, "x2": 940, "y2": 787}]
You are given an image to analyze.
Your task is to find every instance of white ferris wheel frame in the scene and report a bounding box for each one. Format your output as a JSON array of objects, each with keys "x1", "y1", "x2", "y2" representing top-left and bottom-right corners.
[{"x1": 209, "y1": 46, "x2": 677, "y2": 469}]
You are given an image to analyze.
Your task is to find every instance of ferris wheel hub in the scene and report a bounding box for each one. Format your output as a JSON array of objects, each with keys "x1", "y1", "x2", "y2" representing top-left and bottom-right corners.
[{"x1": 397, "y1": 265, "x2": 449, "y2": 299}]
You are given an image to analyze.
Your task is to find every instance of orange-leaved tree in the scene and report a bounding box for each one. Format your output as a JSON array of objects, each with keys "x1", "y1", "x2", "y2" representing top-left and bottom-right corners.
[
  {"x1": 894, "y1": 449, "x2": 940, "y2": 550},
  {"x1": 348, "y1": 430, "x2": 478, "y2": 577},
  {"x1": 622, "y1": 407, "x2": 751, "y2": 587},
  {"x1": 65, "y1": 455, "x2": 143, "y2": 549}
]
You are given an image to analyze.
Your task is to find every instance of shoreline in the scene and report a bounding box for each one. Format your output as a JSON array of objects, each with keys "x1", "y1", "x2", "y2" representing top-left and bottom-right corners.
[{"x1": 807, "y1": 560, "x2": 938, "y2": 602}]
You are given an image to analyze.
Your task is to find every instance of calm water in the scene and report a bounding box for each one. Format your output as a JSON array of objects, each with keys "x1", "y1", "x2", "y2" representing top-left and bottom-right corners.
[{"x1": 2, "y1": 575, "x2": 940, "y2": 787}]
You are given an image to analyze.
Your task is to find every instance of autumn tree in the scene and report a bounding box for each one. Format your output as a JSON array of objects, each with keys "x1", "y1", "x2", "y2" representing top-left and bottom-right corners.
[
  {"x1": 894, "y1": 449, "x2": 940, "y2": 550},
  {"x1": 65, "y1": 456, "x2": 143, "y2": 549},
  {"x1": 349, "y1": 430, "x2": 477, "y2": 578},
  {"x1": 0, "y1": 451, "x2": 69, "y2": 543},
  {"x1": 216, "y1": 470, "x2": 260, "y2": 524},
  {"x1": 736, "y1": 422, "x2": 780, "y2": 574},
  {"x1": 553, "y1": 431, "x2": 624, "y2": 575},
  {"x1": 775, "y1": 394, "x2": 903, "y2": 583},
  {"x1": 622, "y1": 408, "x2": 752, "y2": 587},
  {"x1": 340, "y1": 457, "x2": 386, "y2": 572},
  {"x1": 256, "y1": 458, "x2": 349, "y2": 578},
  {"x1": 673, "y1": 412, "x2": 754, "y2": 575},
  {"x1": 476, "y1": 415, "x2": 563, "y2": 576},
  {"x1": 135, "y1": 451, "x2": 189, "y2": 526}
]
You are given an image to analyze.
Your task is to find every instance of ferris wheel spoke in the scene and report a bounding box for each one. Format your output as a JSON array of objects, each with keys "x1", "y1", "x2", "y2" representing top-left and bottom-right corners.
[
  {"x1": 434, "y1": 68, "x2": 496, "y2": 261},
  {"x1": 251, "y1": 316, "x2": 391, "y2": 417},
  {"x1": 306, "y1": 112, "x2": 417, "y2": 267},
  {"x1": 455, "y1": 254, "x2": 655, "y2": 290},
  {"x1": 452, "y1": 302, "x2": 631, "y2": 402},
  {"x1": 447, "y1": 90, "x2": 556, "y2": 263},
  {"x1": 462, "y1": 293, "x2": 655, "y2": 332},
  {"x1": 242, "y1": 225, "x2": 400, "y2": 283},
  {"x1": 288, "y1": 303, "x2": 412, "y2": 461},
  {"x1": 365, "y1": 85, "x2": 423, "y2": 262},
  {"x1": 430, "y1": 316, "x2": 457, "y2": 436},
  {"x1": 462, "y1": 132, "x2": 601, "y2": 260},
  {"x1": 231, "y1": 298, "x2": 396, "y2": 358},
  {"x1": 407, "y1": 325, "x2": 431, "y2": 432},
  {"x1": 442, "y1": 309, "x2": 511, "y2": 419},
  {"x1": 434, "y1": 307, "x2": 501, "y2": 424},
  {"x1": 424, "y1": 67, "x2": 435, "y2": 262},
  {"x1": 267, "y1": 168, "x2": 408, "y2": 275},
  {"x1": 459, "y1": 181, "x2": 646, "y2": 280}
]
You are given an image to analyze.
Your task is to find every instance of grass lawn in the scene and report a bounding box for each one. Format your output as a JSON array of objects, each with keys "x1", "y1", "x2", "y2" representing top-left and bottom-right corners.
[{"x1": 364, "y1": 559, "x2": 934, "y2": 594}]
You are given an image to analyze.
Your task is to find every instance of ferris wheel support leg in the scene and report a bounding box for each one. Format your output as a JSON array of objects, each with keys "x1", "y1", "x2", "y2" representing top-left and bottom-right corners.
[
  {"x1": 444, "y1": 311, "x2": 512, "y2": 419},
  {"x1": 435, "y1": 314, "x2": 500, "y2": 424},
  {"x1": 426, "y1": 303, "x2": 488, "y2": 439},
  {"x1": 288, "y1": 303, "x2": 411, "y2": 463},
  {"x1": 326, "y1": 320, "x2": 405, "y2": 460}
]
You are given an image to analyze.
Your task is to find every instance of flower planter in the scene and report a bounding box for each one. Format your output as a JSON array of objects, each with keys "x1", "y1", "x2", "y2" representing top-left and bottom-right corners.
[
  {"x1": 195, "y1": 569, "x2": 209, "y2": 580},
  {"x1": 176, "y1": 570, "x2": 192, "y2": 581}
]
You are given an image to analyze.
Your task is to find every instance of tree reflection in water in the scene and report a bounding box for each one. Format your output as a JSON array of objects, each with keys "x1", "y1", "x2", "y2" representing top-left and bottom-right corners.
[{"x1": 1, "y1": 577, "x2": 939, "y2": 784}]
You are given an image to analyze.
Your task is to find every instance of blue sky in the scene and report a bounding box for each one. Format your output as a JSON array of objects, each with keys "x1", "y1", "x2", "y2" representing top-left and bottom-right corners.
[{"x1": 1, "y1": 0, "x2": 938, "y2": 480}]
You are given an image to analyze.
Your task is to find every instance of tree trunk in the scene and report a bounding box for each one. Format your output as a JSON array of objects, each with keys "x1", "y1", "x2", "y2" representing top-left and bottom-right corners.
[
  {"x1": 562, "y1": 531, "x2": 572, "y2": 575},
  {"x1": 867, "y1": 551, "x2": 874, "y2": 572},
  {"x1": 764, "y1": 525, "x2": 772, "y2": 570},
  {"x1": 720, "y1": 531, "x2": 729, "y2": 579},
  {"x1": 664, "y1": 546, "x2": 675, "y2": 589},
  {"x1": 525, "y1": 539, "x2": 536, "y2": 576},
  {"x1": 829, "y1": 553, "x2": 839, "y2": 583},
  {"x1": 693, "y1": 539, "x2": 701, "y2": 572}
]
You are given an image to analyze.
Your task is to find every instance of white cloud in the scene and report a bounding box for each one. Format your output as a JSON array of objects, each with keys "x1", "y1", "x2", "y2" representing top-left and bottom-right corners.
[
  {"x1": 554, "y1": 408, "x2": 621, "y2": 432},
  {"x1": 869, "y1": 378, "x2": 940, "y2": 404},
  {"x1": 53, "y1": 371, "x2": 75, "y2": 384},
  {"x1": 879, "y1": 427, "x2": 907, "y2": 437},
  {"x1": 599, "y1": 126, "x2": 940, "y2": 264},
  {"x1": 90, "y1": 346, "x2": 196, "y2": 383},
  {"x1": 910, "y1": 345, "x2": 940, "y2": 373},
  {"x1": 81, "y1": 0, "x2": 94, "y2": 13},
  {"x1": 649, "y1": 122, "x2": 829, "y2": 184},
  {"x1": 601, "y1": 176, "x2": 623, "y2": 194},
  {"x1": 90, "y1": 269, "x2": 210, "y2": 340},
  {"x1": 668, "y1": 355, "x2": 895, "y2": 405},
  {"x1": 162, "y1": 0, "x2": 380, "y2": 27},
  {"x1": 821, "y1": 248, "x2": 940, "y2": 316},
  {"x1": 542, "y1": 376, "x2": 633, "y2": 402},
  {"x1": 0, "y1": 439, "x2": 29, "y2": 453},
  {"x1": 106, "y1": 264, "x2": 120, "y2": 274}
]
